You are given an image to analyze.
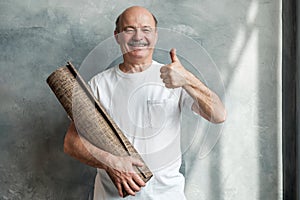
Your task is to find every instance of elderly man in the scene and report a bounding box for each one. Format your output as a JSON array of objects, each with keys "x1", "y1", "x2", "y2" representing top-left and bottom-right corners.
[{"x1": 64, "y1": 6, "x2": 226, "y2": 200}]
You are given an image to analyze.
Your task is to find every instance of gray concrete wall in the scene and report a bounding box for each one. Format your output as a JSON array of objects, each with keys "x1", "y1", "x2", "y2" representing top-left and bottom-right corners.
[{"x1": 0, "y1": 0, "x2": 282, "y2": 199}]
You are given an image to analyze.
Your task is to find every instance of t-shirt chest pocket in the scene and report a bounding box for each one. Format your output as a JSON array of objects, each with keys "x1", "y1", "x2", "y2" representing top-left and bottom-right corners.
[{"x1": 146, "y1": 99, "x2": 178, "y2": 129}]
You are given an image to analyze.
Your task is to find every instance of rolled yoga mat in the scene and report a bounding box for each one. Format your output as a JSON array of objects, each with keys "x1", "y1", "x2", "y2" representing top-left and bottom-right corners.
[{"x1": 46, "y1": 62, "x2": 153, "y2": 197}]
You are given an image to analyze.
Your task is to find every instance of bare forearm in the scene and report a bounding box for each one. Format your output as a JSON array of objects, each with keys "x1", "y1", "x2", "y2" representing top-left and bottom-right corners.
[
  {"x1": 64, "y1": 122, "x2": 109, "y2": 170},
  {"x1": 183, "y1": 71, "x2": 226, "y2": 123},
  {"x1": 64, "y1": 122, "x2": 145, "y2": 197}
]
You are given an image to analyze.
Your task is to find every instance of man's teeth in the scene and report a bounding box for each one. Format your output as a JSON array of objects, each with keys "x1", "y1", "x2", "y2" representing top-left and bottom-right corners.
[{"x1": 129, "y1": 42, "x2": 148, "y2": 47}]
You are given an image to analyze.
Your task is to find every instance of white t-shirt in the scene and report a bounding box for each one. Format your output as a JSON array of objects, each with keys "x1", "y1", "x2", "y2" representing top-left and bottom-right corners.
[{"x1": 88, "y1": 61, "x2": 193, "y2": 200}]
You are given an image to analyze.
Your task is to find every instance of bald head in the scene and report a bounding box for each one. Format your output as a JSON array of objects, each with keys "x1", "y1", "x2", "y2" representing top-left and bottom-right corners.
[{"x1": 115, "y1": 6, "x2": 158, "y2": 33}]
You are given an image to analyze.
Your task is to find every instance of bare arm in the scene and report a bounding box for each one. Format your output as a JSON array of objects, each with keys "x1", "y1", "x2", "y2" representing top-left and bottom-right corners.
[
  {"x1": 64, "y1": 122, "x2": 110, "y2": 169},
  {"x1": 182, "y1": 73, "x2": 226, "y2": 123},
  {"x1": 64, "y1": 122, "x2": 145, "y2": 197},
  {"x1": 160, "y1": 48, "x2": 226, "y2": 123}
]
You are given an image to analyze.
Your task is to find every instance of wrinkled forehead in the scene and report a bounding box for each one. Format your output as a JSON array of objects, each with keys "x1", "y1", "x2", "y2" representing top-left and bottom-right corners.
[{"x1": 120, "y1": 10, "x2": 156, "y2": 28}]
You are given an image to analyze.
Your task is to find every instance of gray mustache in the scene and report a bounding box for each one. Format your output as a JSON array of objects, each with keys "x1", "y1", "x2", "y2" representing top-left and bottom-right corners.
[{"x1": 128, "y1": 41, "x2": 149, "y2": 47}]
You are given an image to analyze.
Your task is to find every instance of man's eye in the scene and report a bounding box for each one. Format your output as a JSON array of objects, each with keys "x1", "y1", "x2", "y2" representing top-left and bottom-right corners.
[
  {"x1": 142, "y1": 28, "x2": 152, "y2": 33},
  {"x1": 125, "y1": 28, "x2": 135, "y2": 33}
]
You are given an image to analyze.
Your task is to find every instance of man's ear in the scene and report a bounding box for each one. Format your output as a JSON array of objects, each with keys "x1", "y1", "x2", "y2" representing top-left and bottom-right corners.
[
  {"x1": 153, "y1": 30, "x2": 158, "y2": 45},
  {"x1": 114, "y1": 30, "x2": 120, "y2": 44}
]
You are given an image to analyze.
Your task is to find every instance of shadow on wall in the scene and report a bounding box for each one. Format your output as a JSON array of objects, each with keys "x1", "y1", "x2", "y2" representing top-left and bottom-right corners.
[
  {"x1": 0, "y1": 2, "x2": 98, "y2": 199},
  {"x1": 224, "y1": 1, "x2": 281, "y2": 199},
  {"x1": 180, "y1": 0, "x2": 281, "y2": 199}
]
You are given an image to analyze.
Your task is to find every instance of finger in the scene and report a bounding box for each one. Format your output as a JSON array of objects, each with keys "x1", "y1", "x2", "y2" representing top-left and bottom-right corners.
[
  {"x1": 116, "y1": 182, "x2": 124, "y2": 197},
  {"x1": 122, "y1": 181, "x2": 136, "y2": 196},
  {"x1": 162, "y1": 78, "x2": 171, "y2": 84},
  {"x1": 160, "y1": 65, "x2": 169, "y2": 73},
  {"x1": 130, "y1": 157, "x2": 144, "y2": 167},
  {"x1": 165, "y1": 83, "x2": 175, "y2": 89},
  {"x1": 160, "y1": 72, "x2": 168, "y2": 79},
  {"x1": 170, "y1": 48, "x2": 179, "y2": 63},
  {"x1": 132, "y1": 173, "x2": 146, "y2": 187},
  {"x1": 127, "y1": 178, "x2": 142, "y2": 192}
]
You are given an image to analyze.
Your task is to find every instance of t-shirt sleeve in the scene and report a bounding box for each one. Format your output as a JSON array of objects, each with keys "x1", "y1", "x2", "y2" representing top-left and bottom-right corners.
[
  {"x1": 88, "y1": 75, "x2": 101, "y2": 101},
  {"x1": 88, "y1": 73, "x2": 111, "y2": 115}
]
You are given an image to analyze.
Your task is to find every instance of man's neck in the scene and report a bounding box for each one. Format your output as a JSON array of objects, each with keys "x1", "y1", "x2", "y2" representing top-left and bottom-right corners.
[{"x1": 119, "y1": 60, "x2": 153, "y2": 73}]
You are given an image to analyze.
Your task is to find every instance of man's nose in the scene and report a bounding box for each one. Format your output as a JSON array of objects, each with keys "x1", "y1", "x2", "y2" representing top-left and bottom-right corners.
[{"x1": 132, "y1": 29, "x2": 143, "y2": 40}]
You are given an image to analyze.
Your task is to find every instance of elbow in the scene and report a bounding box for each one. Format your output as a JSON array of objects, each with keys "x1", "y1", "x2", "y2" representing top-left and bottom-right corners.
[
  {"x1": 213, "y1": 115, "x2": 226, "y2": 124},
  {"x1": 212, "y1": 108, "x2": 227, "y2": 124},
  {"x1": 63, "y1": 123, "x2": 77, "y2": 156},
  {"x1": 63, "y1": 132, "x2": 72, "y2": 156},
  {"x1": 192, "y1": 103, "x2": 226, "y2": 123}
]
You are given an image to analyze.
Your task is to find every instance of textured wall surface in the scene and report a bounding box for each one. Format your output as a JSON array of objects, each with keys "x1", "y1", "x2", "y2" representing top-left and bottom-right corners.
[{"x1": 0, "y1": 0, "x2": 281, "y2": 199}]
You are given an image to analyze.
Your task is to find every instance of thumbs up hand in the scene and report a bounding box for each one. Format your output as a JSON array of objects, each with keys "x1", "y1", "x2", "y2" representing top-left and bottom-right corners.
[{"x1": 160, "y1": 48, "x2": 188, "y2": 88}]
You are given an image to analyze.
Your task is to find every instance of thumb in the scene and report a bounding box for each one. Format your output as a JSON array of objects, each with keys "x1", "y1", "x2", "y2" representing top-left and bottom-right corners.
[
  {"x1": 170, "y1": 48, "x2": 179, "y2": 63},
  {"x1": 130, "y1": 157, "x2": 144, "y2": 167}
]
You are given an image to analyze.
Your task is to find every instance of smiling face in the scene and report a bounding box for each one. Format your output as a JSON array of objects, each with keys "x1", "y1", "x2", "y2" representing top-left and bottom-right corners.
[{"x1": 114, "y1": 7, "x2": 158, "y2": 64}]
